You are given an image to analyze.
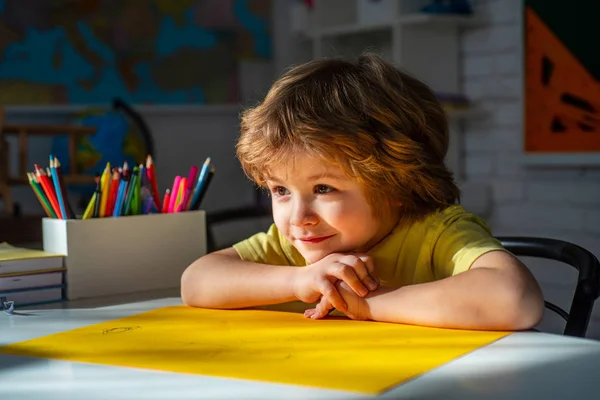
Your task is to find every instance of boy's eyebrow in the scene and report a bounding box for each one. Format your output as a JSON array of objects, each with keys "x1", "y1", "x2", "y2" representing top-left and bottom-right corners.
[
  {"x1": 265, "y1": 172, "x2": 347, "y2": 183},
  {"x1": 306, "y1": 172, "x2": 346, "y2": 181},
  {"x1": 264, "y1": 176, "x2": 283, "y2": 183}
]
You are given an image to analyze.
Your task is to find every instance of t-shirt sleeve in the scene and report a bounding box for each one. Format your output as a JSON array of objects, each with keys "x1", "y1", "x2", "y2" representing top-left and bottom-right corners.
[
  {"x1": 232, "y1": 224, "x2": 305, "y2": 266},
  {"x1": 431, "y1": 211, "x2": 508, "y2": 279}
]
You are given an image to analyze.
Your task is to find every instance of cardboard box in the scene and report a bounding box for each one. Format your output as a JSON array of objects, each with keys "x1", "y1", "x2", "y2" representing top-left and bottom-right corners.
[{"x1": 42, "y1": 211, "x2": 206, "y2": 300}]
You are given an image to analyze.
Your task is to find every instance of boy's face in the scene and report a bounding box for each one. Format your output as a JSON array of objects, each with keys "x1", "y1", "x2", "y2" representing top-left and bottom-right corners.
[{"x1": 265, "y1": 154, "x2": 398, "y2": 264}]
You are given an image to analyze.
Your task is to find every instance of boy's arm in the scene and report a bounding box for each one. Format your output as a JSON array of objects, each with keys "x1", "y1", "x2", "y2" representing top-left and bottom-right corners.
[
  {"x1": 363, "y1": 250, "x2": 545, "y2": 330},
  {"x1": 181, "y1": 247, "x2": 297, "y2": 309},
  {"x1": 181, "y1": 248, "x2": 378, "y2": 311}
]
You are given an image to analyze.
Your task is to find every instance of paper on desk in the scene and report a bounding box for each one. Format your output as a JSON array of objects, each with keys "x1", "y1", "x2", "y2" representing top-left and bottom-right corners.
[{"x1": 0, "y1": 306, "x2": 511, "y2": 394}]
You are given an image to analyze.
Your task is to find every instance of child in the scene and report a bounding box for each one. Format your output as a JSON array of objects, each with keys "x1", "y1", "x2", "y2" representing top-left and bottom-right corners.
[{"x1": 181, "y1": 53, "x2": 544, "y2": 331}]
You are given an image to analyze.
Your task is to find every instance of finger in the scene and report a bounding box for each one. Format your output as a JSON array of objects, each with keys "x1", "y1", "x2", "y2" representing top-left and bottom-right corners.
[
  {"x1": 356, "y1": 255, "x2": 377, "y2": 278},
  {"x1": 338, "y1": 256, "x2": 378, "y2": 292},
  {"x1": 353, "y1": 254, "x2": 379, "y2": 288},
  {"x1": 311, "y1": 297, "x2": 334, "y2": 319},
  {"x1": 335, "y1": 281, "x2": 362, "y2": 320},
  {"x1": 316, "y1": 277, "x2": 347, "y2": 312},
  {"x1": 329, "y1": 261, "x2": 370, "y2": 297},
  {"x1": 304, "y1": 308, "x2": 316, "y2": 318}
]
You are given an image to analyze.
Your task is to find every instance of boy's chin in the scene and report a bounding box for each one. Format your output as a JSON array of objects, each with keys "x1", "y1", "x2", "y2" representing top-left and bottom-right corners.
[{"x1": 300, "y1": 247, "x2": 354, "y2": 265}]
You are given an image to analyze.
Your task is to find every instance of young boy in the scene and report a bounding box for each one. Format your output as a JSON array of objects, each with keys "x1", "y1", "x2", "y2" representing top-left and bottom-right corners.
[{"x1": 181, "y1": 53, "x2": 544, "y2": 331}]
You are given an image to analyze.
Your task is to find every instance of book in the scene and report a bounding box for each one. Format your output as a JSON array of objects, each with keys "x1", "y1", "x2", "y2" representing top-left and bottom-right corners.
[
  {"x1": 0, "y1": 270, "x2": 65, "y2": 292},
  {"x1": 0, "y1": 285, "x2": 64, "y2": 307},
  {"x1": 0, "y1": 242, "x2": 64, "y2": 275}
]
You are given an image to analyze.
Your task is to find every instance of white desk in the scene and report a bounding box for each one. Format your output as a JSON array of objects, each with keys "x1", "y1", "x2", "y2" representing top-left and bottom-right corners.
[{"x1": 1, "y1": 297, "x2": 599, "y2": 399}]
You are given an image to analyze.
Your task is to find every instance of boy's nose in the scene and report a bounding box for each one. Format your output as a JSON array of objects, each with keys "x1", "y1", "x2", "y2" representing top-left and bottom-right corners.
[{"x1": 290, "y1": 201, "x2": 318, "y2": 226}]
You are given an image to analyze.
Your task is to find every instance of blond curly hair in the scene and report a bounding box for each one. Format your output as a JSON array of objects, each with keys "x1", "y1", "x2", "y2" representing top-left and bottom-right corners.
[{"x1": 236, "y1": 53, "x2": 460, "y2": 223}]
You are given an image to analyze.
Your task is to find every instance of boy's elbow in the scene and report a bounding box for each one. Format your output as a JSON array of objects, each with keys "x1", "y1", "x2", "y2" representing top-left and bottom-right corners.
[
  {"x1": 501, "y1": 279, "x2": 545, "y2": 330},
  {"x1": 180, "y1": 259, "x2": 205, "y2": 307}
]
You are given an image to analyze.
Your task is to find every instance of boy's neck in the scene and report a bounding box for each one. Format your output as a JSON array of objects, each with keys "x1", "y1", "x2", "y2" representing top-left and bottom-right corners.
[{"x1": 356, "y1": 206, "x2": 402, "y2": 253}]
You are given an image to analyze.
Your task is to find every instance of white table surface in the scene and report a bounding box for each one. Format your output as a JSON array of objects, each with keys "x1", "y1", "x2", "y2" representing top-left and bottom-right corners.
[{"x1": 1, "y1": 296, "x2": 599, "y2": 400}]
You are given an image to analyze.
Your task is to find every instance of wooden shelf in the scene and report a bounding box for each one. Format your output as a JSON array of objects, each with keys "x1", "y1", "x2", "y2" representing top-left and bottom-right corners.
[
  {"x1": 398, "y1": 13, "x2": 484, "y2": 27},
  {"x1": 2, "y1": 125, "x2": 97, "y2": 135},
  {"x1": 446, "y1": 107, "x2": 487, "y2": 120},
  {"x1": 314, "y1": 20, "x2": 393, "y2": 38},
  {"x1": 309, "y1": 14, "x2": 484, "y2": 38}
]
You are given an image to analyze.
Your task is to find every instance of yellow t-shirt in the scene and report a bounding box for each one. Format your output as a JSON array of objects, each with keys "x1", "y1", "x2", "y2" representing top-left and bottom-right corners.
[{"x1": 233, "y1": 205, "x2": 506, "y2": 288}]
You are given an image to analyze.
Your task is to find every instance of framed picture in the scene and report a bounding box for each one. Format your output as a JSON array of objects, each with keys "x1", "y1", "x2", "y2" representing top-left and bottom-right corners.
[{"x1": 524, "y1": 0, "x2": 600, "y2": 164}]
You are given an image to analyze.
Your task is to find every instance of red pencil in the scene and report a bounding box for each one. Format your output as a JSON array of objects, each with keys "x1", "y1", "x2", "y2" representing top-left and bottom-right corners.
[
  {"x1": 106, "y1": 169, "x2": 120, "y2": 216},
  {"x1": 146, "y1": 155, "x2": 162, "y2": 211},
  {"x1": 161, "y1": 189, "x2": 170, "y2": 214},
  {"x1": 35, "y1": 166, "x2": 62, "y2": 218}
]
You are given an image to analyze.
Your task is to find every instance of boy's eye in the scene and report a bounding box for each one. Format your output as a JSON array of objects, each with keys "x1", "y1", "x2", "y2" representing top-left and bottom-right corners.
[
  {"x1": 272, "y1": 186, "x2": 290, "y2": 196},
  {"x1": 315, "y1": 185, "x2": 334, "y2": 194}
]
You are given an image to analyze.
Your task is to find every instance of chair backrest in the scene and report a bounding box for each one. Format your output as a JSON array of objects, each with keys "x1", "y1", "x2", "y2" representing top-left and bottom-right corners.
[{"x1": 497, "y1": 237, "x2": 600, "y2": 337}]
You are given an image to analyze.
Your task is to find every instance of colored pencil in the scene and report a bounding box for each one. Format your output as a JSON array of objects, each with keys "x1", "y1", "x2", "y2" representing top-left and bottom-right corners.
[
  {"x1": 123, "y1": 167, "x2": 139, "y2": 216},
  {"x1": 181, "y1": 165, "x2": 197, "y2": 211},
  {"x1": 188, "y1": 157, "x2": 211, "y2": 210},
  {"x1": 82, "y1": 192, "x2": 96, "y2": 220},
  {"x1": 92, "y1": 174, "x2": 102, "y2": 218},
  {"x1": 135, "y1": 165, "x2": 142, "y2": 214},
  {"x1": 27, "y1": 173, "x2": 55, "y2": 218},
  {"x1": 190, "y1": 164, "x2": 214, "y2": 210},
  {"x1": 174, "y1": 177, "x2": 187, "y2": 213},
  {"x1": 35, "y1": 166, "x2": 62, "y2": 219},
  {"x1": 168, "y1": 176, "x2": 182, "y2": 213},
  {"x1": 49, "y1": 157, "x2": 67, "y2": 220},
  {"x1": 52, "y1": 157, "x2": 74, "y2": 218},
  {"x1": 146, "y1": 155, "x2": 161, "y2": 211},
  {"x1": 98, "y1": 163, "x2": 111, "y2": 217},
  {"x1": 162, "y1": 189, "x2": 171, "y2": 214},
  {"x1": 106, "y1": 169, "x2": 120, "y2": 216},
  {"x1": 113, "y1": 175, "x2": 129, "y2": 217}
]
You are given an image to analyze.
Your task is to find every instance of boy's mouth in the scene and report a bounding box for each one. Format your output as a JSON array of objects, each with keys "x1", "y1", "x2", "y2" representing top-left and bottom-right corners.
[{"x1": 298, "y1": 234, "x2": 335, "y2": 244}]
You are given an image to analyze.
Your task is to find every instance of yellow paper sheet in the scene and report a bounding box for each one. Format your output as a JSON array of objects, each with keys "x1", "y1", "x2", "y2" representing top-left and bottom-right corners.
[{"x1": 0, "y1": 306, "x2": 511, "y2": 394}]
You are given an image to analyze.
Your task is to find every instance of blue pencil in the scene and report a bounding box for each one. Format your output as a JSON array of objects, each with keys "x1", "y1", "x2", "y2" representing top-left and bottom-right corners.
[
  {"x1": 113, "y1": 178, "x2": 128, "y2": 217},
  {"x1": 49, "y1": 155, "x2": 68, "y2": 220},
  {"x1": 188, "y1": 157, "x2": 210, "y2": 210}
]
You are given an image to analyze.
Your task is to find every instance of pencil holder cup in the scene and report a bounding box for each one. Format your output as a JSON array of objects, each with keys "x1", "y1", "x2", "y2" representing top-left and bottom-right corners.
[{"x1": 42, "y1": 211, "x2": 206, "y2": 300}]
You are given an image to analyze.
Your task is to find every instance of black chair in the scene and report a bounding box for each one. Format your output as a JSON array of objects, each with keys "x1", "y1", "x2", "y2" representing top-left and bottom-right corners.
[
  {"x1": 497, "y1": 237, "x2": 600, "y2": 337},
  {"x1": 205, "y1": 188, "x2": 272, "y2": 252}
]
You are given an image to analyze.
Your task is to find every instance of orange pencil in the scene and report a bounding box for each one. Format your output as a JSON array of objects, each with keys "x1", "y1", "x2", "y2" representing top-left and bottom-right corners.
[{"x1": 174, "y1": 177, "x2": 187, "y2": 213}]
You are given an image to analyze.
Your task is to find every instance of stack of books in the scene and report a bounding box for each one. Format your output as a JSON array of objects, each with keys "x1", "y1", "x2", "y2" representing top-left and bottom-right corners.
[{"x1": 0, "y1": 242, "x2": 66, "y2": 308}]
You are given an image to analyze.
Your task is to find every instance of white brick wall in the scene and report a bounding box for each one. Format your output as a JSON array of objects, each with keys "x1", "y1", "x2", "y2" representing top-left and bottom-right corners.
[{"x1": 461, "y1": 0, "x2": 600, "y2": 338}]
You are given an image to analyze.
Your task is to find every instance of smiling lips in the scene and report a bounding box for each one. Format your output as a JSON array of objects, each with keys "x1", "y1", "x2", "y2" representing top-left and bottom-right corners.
[{"x1": 298, "y1": 234, "x2": 335, "y2": 244}]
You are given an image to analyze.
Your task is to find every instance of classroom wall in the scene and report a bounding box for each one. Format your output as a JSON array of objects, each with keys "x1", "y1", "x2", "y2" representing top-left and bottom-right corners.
[{"x1": 461, "y1": 0, "x2": 600, "y2": 338}]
